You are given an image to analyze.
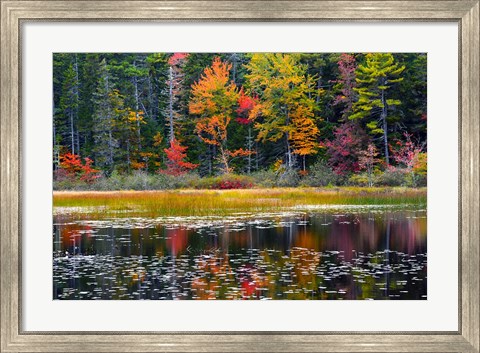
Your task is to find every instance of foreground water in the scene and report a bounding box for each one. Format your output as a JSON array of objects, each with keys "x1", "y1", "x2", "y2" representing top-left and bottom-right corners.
[{"x1": 53, "y1": 207, "x2": 427, "y2": 300}]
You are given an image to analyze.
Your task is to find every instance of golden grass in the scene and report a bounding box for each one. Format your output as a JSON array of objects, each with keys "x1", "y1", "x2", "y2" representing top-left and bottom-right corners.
[{"x1": 53, "y1": 187, "x2": 427, "y2": 218}]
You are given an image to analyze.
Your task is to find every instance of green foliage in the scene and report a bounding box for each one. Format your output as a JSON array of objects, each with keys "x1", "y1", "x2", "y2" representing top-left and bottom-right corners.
[
  {"x1": 249, "y1": 170, "x2": 278, "y2": 188},
  {"x1": 375, "y1": 168, "x2": 408, "y2": 187},
  {"x1": 54, "y1": 171, "x2": 202, "y2": 191},
  {"x1": 348, "y1": 173, "x2": 370, "y2": 187},
  {"x1": 301, "y1": 160, "x2": 343, "y2": 187},
  {"x1": 275, "y1": 168, "x2": 300, "y2": 187},
  {"x1": 350, "y1": 53, "x2": 405, "y2": 164},
  {"x1": 351, "y1": 53, "x2": 405, "y2": 125}
]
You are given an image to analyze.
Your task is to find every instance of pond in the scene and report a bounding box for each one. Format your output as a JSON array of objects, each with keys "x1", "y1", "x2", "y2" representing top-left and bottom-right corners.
[{"x1": 53, "y1": 207, "x2": 427, "y2": 300}]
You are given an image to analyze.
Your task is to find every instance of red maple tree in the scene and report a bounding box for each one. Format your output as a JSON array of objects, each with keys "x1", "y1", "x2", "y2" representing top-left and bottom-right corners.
[
  {"x1": 389, "y1": 132, "x2": 427, "y2": 187},
  {"x1": 332, "y1": 53, "x2": 357, "y2": 119},
  {"x1": 160, "y1": 138, "x2": 198, "y2": 176},
  {"x1": 59, "y1": 153, "x2": 100, "y2": 183},
  {"x1": 236, "y1": 89, "x2": 257, "y2": 125},
  {"x1": 168, "y1": 53, "x2": 189, "y2": 66},
  {"x1": 325, "y1": 122, "x2": 369, "y2": 175}
]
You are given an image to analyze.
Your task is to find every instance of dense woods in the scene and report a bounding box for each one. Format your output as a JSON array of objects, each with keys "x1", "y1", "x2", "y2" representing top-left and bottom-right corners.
[{"x1": 53, "y1": 52, "x2": 427, "y2": 190}]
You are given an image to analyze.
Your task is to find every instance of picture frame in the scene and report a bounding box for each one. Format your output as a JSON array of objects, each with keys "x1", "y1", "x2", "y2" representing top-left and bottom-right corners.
[{"x1": 1, "y1": 1, "x2": 478, "y2": 352}]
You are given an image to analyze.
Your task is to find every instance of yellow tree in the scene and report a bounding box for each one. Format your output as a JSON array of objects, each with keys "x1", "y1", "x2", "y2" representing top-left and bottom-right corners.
[
  {"x1": 189, "y1": 57, "x2": 243, "y2": 174},
  {"x1": 114, "y1": 105, "x2": 148, "y2": 171},
  {"x1": 289, "y1": 104, "x2": 320, "y2": 171},
  {"x1": 245, "y1": 53, "x2": 319, "y2": 169}
]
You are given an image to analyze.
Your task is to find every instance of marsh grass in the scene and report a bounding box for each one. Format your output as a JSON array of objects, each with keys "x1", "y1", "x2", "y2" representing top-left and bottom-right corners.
[{"x1": 53, "y1": 187, "x2": 426, "y2": 219}]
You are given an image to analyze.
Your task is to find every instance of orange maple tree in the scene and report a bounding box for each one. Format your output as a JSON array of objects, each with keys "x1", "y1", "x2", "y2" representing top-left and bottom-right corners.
[{"x1": 189, "y1": 57, "x2": 250, "y2": 174}]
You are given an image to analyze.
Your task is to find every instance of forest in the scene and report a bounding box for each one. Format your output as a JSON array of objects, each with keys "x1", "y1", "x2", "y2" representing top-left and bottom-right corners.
[{"x1": 53, "y1": 52, "x2": 427, "y2": 190}]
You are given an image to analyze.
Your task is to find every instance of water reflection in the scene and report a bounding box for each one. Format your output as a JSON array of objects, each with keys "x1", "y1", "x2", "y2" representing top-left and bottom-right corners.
[{"x1": 53, "y1": 209, "x2": 427, "y2": 300}]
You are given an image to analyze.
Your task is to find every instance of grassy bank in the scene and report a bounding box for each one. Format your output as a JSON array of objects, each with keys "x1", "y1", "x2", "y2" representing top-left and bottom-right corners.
[{"x1": 53, "y1": 187, "x2": 427, "y2": 218}]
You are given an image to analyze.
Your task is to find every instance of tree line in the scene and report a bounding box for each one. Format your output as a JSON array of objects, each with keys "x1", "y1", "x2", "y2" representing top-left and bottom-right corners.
[{"x1": 53, "y1": 52, "x2": 427, "y2": 187}]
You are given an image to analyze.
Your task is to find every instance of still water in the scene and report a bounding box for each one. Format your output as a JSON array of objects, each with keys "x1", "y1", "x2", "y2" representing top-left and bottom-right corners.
[{"x1": 53, "y1": 208, "x2": 427, "y2": 300}]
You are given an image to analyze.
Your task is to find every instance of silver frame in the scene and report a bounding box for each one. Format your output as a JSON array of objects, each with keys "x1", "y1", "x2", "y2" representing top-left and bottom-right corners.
[{"x1": 1, "y1": 1, "x2": 478, "y2": 352}]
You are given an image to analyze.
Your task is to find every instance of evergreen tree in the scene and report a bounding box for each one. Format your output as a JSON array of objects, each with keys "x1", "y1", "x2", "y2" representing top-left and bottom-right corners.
[
  {"x1": 395, "y1": 53, "x2": 427, "y2": 139},
  {"x1": 58, "y1": 59, "x2": 80, "y2": 154},
  {"x1": 351, "y1": 53, "x2": 405, "y2": 165},
  {"x1": 92, "y1": 58, "x2": 120, "y2": 174}
]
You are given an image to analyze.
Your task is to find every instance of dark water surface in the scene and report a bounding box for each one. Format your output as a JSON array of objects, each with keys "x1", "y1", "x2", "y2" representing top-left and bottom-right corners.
[{"x1": 53, "y1": 208, "x2": 427, "y2": 300}]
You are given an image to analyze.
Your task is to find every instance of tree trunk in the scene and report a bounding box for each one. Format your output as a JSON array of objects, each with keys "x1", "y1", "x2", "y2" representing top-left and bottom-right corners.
[
  {"x1": 219, "y1": 145, "x2": 230, "y2": 174},
  {"x1": 286, "y1": 135, "x2": 292, "y2": 168},
  {"x1": 381, "y1": 89, "x2": 390, "y2": 165},
  {"x1": 76, "y1": 130, "x2": 80, "y2": 156},
  {"x1": 147, "y1": 76, "x2": 154, "y2": 120},
  {"x1": 247, "y1": 126, "x2": 252, "y2": 174},
  {"x1": 285, "y1": 109, "x2": 292, "y2": 168},
  {"x1": 133, "y1": 62, "x2": 142, "y2": 151},
  {"x1": 53, "y1": 99, "x2": 59, "y2": 171},
  {"x1": 255, "y1": 141, "x2": 259, "y2": 171},
  {"x1": 368, "y1": 166, "x2": 373, "y2": 187},
  {"x1": 126, "y1": 140, "x2": 131, "y2": 172},
  {"x1": 231, "y1": 53, "x2": 238, "y2": 84},
  {"x1": 108, "y1": 129, "x2": 114, "y2": 167},
  {"x1": 73, "y1": 54, "x2": 80, "y2": 154},
  {"x1": 104, "y1": 60, "x2": 114, "y2": 169},
  {"x1": 70, "y1": 110, "x2": 75, "y2": 155},
  {"x1": 168, "y1": 66, "x2": 174, "y2": 142}
]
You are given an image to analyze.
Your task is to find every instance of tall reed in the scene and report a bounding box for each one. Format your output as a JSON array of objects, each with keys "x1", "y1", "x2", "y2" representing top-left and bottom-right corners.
[{"x1": 53, "y1": 187, "x2": 427, "y2": 219}]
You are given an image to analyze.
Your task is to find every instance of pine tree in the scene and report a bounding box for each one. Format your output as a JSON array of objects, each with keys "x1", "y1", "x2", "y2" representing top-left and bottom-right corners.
[
  {"x1": 351, "y1": 53, "x2": 405, "y2": 165},
  {"x1": 92, "y1": 58, "x2": 120, "y2": 174},
  {"x1": 58, "y1": 60, "x2": 80, "y2": 154},
  {"x1": 396, "y1": 53, "x2": 427, "y2": 138}
]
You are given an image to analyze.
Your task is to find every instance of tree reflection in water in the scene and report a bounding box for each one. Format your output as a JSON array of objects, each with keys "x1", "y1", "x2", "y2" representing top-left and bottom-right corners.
[{"x1": 53, "y1": 209, "x2": 426, "y2": 300}]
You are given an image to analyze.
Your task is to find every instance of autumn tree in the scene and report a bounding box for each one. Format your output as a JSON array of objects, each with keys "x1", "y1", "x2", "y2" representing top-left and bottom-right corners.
[
  {"x1": 59, "y1": 152, "x2": 100, "y2": 183},
  {"x1": 358, "y1": 143, "x2": 380, "y2": 187},
  {"x1": 289, "y1": 105, "x2": 320, "y2": 171},
  {"x1": 325, "y1": 122, "x2": 369, "y2": 175},
  {"x1": 390, "y1": 132, "x2": 426, "y2": 187},
  {"x1": 245, "y1": 53, "x2": 319, "y2": 169},
  {"x1": 351, "y1": 53, "x2": 405, "y2": 165},
  {"x1": 160, "y1": 138, "x2": 198, "y2": 176},
  {"x1": 189, "y1": 57, "x2": 243, "y2": 174},
  {"x1": 332, "y1": 53, "x2": 357, "y2": 120}
]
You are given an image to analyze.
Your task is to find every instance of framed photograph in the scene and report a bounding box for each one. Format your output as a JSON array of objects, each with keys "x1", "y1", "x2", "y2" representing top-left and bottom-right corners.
[{"x1": 1, "y1": 1, "x2": 478, "y2": 352}]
